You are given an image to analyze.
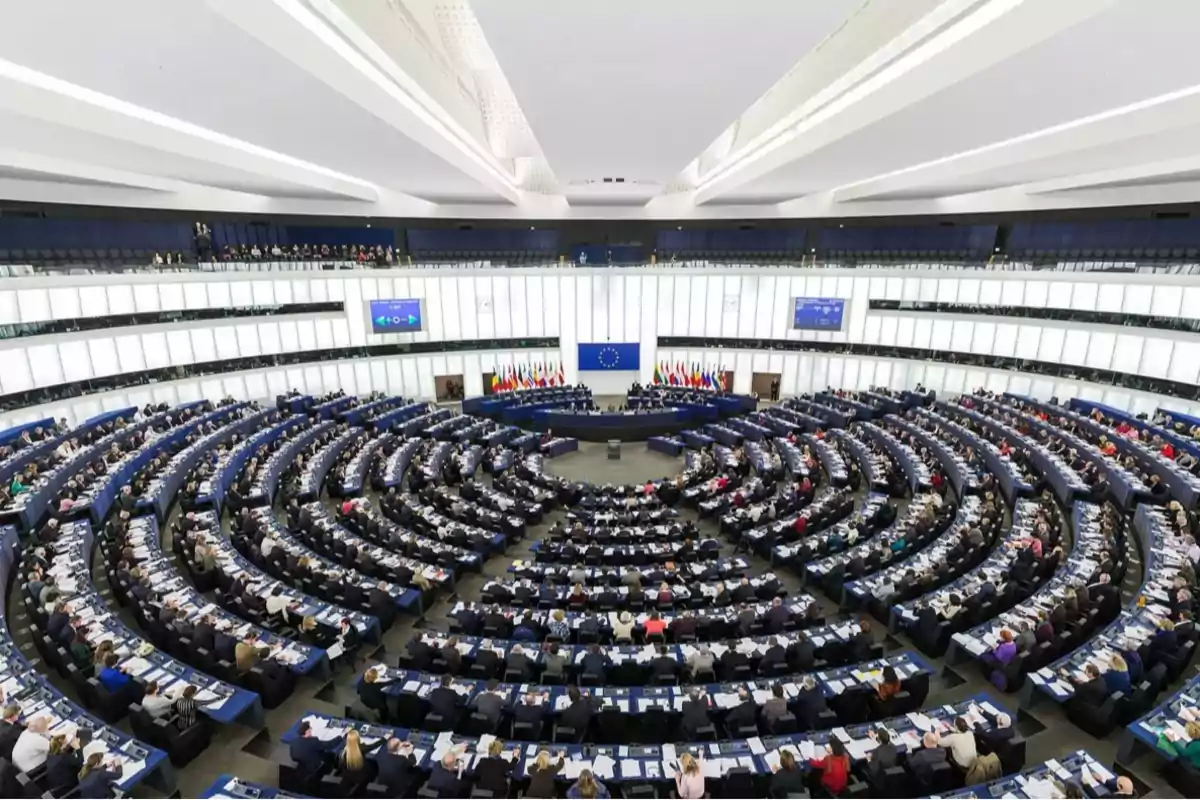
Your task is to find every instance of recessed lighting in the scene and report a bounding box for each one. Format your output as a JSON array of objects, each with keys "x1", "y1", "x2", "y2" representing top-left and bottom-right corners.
[
  {"x1": 838, "y1": 224, "x2": 844, "y2": 228},
  {"x1": 530, "y1": 226, "x2": 536, "y2": 230},
  {"x1": 677, "y1": 226, "x2": 682, "y2": 230}
]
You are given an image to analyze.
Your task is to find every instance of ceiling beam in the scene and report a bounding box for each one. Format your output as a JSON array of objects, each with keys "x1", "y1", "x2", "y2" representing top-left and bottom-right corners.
[
  {"x1": 0, "y1": 57, "x2": 383, "y2": 202},
  {"x1": 834, "y1": 83, "x2": 1200, "y2": 202},
  {"x1": 206, "y1": 0, "x2": 523, "y2": 205},
  {"x1": 695, "y1": 0, "x2": 1117, "y2": 205}
]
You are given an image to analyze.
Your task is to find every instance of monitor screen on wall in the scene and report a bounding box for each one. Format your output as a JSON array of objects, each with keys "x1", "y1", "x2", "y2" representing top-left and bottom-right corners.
[
  {"x1": 793, "y1": 297, "x2": 845, "y2": 331},
  {"x1": 367, "y1": 299, "x2": 425, "y2": 334}
]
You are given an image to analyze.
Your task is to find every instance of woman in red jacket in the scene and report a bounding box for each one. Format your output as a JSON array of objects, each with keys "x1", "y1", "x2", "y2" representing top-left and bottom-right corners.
[{"x1": 809, "y1": 737, "x2": 850, "y2": 796}]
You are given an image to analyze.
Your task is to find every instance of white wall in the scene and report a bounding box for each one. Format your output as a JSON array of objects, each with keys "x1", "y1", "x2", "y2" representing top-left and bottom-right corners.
[{"x1": 2, "y1": 267, "x2": 1200, "y2": 425}]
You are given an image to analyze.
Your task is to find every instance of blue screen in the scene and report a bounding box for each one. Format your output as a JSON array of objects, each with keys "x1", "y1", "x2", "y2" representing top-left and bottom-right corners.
[
  {"x1": 577, "y1": 342, "x2": 640, "y2": 371},
  {"x1": 793, "y1": 297, "x2": 845, "y2": 331},
  {"x1": 369, "y1": 299, "x2": 424, "y2": 333}
]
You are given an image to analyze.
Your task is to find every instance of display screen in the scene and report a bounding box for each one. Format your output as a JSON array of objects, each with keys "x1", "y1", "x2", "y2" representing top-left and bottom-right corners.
[
  {"x1": 368, "y1": 299, "x2": 424, "y2": 333},
  {"x1": 793, "y1": 297, "x2": 845, "y2": 331}
]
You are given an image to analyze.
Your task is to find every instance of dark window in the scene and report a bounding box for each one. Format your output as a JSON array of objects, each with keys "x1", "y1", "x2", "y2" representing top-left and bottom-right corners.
[
  {"x1": 0, "y1": 302, "x2": 345, "y2": 340},
  {"x1": 869, "y1": 299, "x2": 1200, "y2": 334}
]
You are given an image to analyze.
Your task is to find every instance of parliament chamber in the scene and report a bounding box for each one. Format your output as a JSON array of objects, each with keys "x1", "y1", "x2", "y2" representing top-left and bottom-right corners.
[
  {"x1": 0, "y1": 257, "x2": 1195, "y2": 800},
  {"x1": 3, "y1": 1, "x2": 1200, "y2": 796}
]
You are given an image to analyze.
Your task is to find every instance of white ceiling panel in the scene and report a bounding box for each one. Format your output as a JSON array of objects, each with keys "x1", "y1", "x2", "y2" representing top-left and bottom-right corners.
[
  {"x1": 734, "y1": 0, "x2": 1200, "y2": 201},
  {"x1": 0, "y1": 0, "x2": 501, "y2": 201},
  {"x1": 472, "y1": 0, "x2": 862, "y2": 185}
]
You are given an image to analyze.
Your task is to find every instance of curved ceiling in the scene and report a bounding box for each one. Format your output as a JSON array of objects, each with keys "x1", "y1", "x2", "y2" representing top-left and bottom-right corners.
[{"x1": 0, "y1": 0, "x2": 1193, "y2": 220}]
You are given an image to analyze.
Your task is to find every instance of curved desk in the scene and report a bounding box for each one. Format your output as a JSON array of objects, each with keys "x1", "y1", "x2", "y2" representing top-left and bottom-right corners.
[
  {"x1": 0, "y1": 526, "x2": 171, "y2": 792},
  {"x1": 533, "y1": 408, "x2": 692, "y2": 442}
]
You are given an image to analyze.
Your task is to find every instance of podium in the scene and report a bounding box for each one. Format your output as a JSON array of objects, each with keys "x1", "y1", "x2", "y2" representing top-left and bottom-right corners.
[{"x1": 607, "y1": 439, "x2": 621, "y2": 460}]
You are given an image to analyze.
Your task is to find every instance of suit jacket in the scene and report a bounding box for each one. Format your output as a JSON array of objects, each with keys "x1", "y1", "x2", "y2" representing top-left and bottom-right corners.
[
  {"x1": 473, "y1": 691, "x2": 505, "y2": 723},
  {"x1": 513, "y1": 702, "x2": 544, "y2": 725},
  {"x1": 1074, "y1": 676, "x2": 1109, "y2": 706},
  {"x1": 0, "y1": 720, "x2": 24, "y2": 761},
  {"x1": 866, "y1": 741, "x2": 899, "y2": 784},
  {"x1": 561, "y1": 697, "x2": 597, "y2": 731},
  {"x1": 474, "y1": 755, "x2": 513, "y2": 795},
  {"x1": 374, "y1": 752, "x2": 417, "y2": 793},
  {"x1": 289, "y1": 736, "x2": 327, "y2": 773},
  {"x1": 426, "y1": 763, "x2": 466, "y2": 796},
  {"x1": 907, "y1": 745, "x2": 948, "y2": 778},
  {"x1": 428, "y1": 687, "x2": 462, "y2": 719},
  {"x1": 649, "y1": 656, "x2": 678, "y2": 677},
  {"x1": 725, "y1": 700, "x2": 756, "y2": 729},
  {"x1": 680, "y1": 698, "x2": 710, "y2": 734},
  {"x1": 763, "y1": 696, "x2": 789, "y2": 722},
  {"x1": 759, "y1": 645, "x2": 787, "y2": 672}
]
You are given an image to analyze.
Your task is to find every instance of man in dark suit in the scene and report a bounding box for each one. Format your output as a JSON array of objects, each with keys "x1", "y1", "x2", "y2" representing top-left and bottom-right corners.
[
  {"x1": 407, "y1": 635, "x2": 436, "y2": 669},
  {"x1": 579, "y1": 645, "x2": 611, "y2": 680},
  {"x1": 425, "y1": 752, "x2": 467, "y2": 797},
  {"x1": 560, "y1": 686, "x2": 598, "y2": 733},
  {"x1": 471, "y1": 679, "x2": 506, "y2": 726},
  {"x1": 736, "y1": 605, "x2": 756, "y2": 637},
  {"x1": 439, "y1": 637, "x2": 463, "y2": 674},
  {"x1": 648, "y1": 645, "x2": 678, "y2": 681},
  {"x1": 513, "y1": 691, "x2": 546, "y2": 727},
  {"x1": 977, "y1": 712, "x2": 1015, "y2": 754},
  {"x1": 791, "y1": 631, "x2": 816, "y2": 671},
  {"x1": 732, "y1": 578, "x2": 755, "y2": 604},
  {"x1": 759, "y1": 637, "x2": 787, "y2": 674},
  {"x1": 679, "y1": 688, "x2": 711, "y2": 738},
  {"x1": 719, "y1": 640, "x2": 750, "y2": 679},
  {"x1": 851, "y1": 621, "x2": 875, "y2": 661},
  {"x1": 369, "y1": 583, "x2": 396, "y2": 631},
  {"x1": 374, "y1": 738, "x2": 418, "y2": 796},
  {"x1": 46, "y1": 603, "x2": 70, "y2": 642},
  {"x1": 483, "y1": 606, "x2": 511, "y2": 638},
  {"x1": 428, "y1": 674, "x2": 463, "y2": 722},
  {"x1": 724, "y1": 687, "x2": 757, "y2": 731},
  {"x1": 765, "y1": 597, "x2": 790, "y2": 634},
  {"x1": 0, "y1": 704, "x2": 24, "y2": 761},
  {"x1": 1068, "y1": 664, "x2": 1109, "y2": 706},
  {"x1": 793, "y1": 676, "x2": 827, "y2": 729},
  {"x1": 288, "y1": 721, "x2": 328, "y2": 775},
  {"x1": 907, "y1": 732, "x2": 948, "y2": 782}
]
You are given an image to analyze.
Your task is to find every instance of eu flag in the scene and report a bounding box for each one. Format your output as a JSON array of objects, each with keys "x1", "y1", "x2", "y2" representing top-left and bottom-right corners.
[{"x1": 577, "y1": 343, "x2": 640, "y2": 371}]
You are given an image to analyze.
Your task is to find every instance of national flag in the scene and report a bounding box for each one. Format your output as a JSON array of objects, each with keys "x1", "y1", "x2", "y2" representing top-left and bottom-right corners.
[
  {"x1": 675, "y1": 361, "x2": 685, "y2": 386},
  {"x1": 490, "y1": 373, "x2": 500, "y2": 393},
  {"x1": 701, "y1": 368, "x2": 711, "y2": 389},
  {"x1": 653, "y1": 362, "x2": 664, "y2": 385},
  {"x1": 556, "y1": 362, "x2": 565, "y2": 386},
  {"x1": 691, "y1": 363, "x2": 700, "y2": 388}
]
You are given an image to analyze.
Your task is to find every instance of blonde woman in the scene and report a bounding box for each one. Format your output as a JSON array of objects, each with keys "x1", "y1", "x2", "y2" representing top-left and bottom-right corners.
[
  {"x1": 1159, "y1": 720, "x2": 1200, "y2": 768},
  {"x1": 1104, "y1": 653, "x2": 1132, "y2": 696},
  {"x1": 475, "y1": 737, "x2": 518, "y2": 795},
  {"x1": 526, "y1": 749, "x2": 567, "y2": 798},
  {"x1": 567, "y1": 768, "x2": 610, "y2": 799},
  {"x1": 338, "y1": 729, "x2": 368, "y2": 782},
  {"x1": 674, "y1": 752, "x2": 705, "y2": 798},
  {"x1": 547, "y1": 609, "x2": 570, "y2": 640}
]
